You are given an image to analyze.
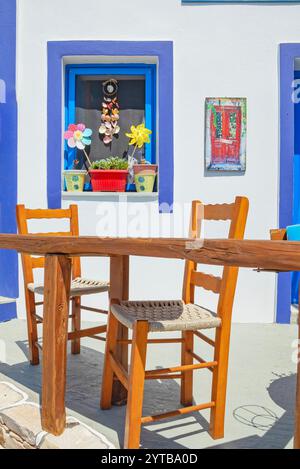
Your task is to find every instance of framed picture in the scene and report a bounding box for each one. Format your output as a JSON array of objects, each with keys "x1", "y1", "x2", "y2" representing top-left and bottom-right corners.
[{"x1": 205, "y1": 97, "x2": 246, "y2": 172}]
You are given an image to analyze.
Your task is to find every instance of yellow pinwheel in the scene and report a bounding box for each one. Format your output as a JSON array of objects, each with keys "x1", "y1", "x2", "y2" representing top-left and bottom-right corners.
[{"x1": 126, "y1": 123, "x2": 152, "y2": 149}]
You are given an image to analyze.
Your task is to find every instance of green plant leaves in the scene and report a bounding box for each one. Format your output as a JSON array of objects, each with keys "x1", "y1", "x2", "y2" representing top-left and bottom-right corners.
[
  {"x1": 90, "y1": 157, "x2": 129, "y2": 170},
  {"x1": 207, "y1": 103, "x2": 218, "y2": 128}
]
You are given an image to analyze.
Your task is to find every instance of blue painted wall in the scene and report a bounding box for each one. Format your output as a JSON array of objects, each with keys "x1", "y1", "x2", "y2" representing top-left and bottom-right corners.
[
  {"x1": 291, "y1": 154, "x2": 300, "y2": 304},
  {"x1": 278, "y1": 44, "x2": 300, "y2": 323},
  {"x1": 0, "y1": 0, "x2": 18, "y2": 321},
  {"x1": 291, "y1": 71, "x2": 300, "y2": 304},
  {"x1": 295, "y1": 71, "x2": 300, "y2": 156}
]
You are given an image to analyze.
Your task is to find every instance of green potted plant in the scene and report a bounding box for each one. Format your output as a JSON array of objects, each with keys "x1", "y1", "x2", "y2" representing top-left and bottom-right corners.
[
  {"x1": 63, "y1": 123, "x2": 93, "y2": 192},
  {"x1": 126, "y1": 123, "x2": 158, "y2": 193},
  {"x1": 89, "y1": 157, "x2": 129, "y2": 192}
]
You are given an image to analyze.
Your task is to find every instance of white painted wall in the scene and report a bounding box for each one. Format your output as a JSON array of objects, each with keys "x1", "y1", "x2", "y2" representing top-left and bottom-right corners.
[{"x1": 16, "y1": 0, "x2": 299, "y2": 323}]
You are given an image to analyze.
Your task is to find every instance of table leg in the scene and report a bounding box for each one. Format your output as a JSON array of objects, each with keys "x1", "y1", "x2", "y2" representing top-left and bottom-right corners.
[
  {"x1": 41, "y1": 254, "x2": 72, "y2": 435},
  {"x1": 294, "y1": 301, "x2": 300, "y2": 449},
  {"x1": 110, "y1": 255, "x2": 129, "y2": 405}
]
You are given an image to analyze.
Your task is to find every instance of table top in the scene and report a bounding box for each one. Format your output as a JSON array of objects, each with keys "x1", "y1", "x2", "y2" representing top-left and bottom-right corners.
[{"x1": 0, "y1": 234, "x2": 300, "y2": 271}]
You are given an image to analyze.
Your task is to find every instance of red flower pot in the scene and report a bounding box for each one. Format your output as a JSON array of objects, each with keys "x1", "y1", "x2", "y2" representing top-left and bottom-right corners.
[{"x1": 89, "y1": 170, "x2": 128, "y2": 192}]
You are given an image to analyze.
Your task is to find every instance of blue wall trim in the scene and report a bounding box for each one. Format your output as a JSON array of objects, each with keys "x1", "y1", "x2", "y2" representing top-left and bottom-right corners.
[
  {"x1": 47, "y1": 41, "x2": 174, "y2": 212},
  {"x1": 0, "y1": 0, "x2": 18, "y2": 321},
  {"x1": 277, "y1": 44, "x2": 300, "y2": 323},
  {"x1": 0, "y1": 302, "x2": 17, "y2": 323},
  {"x1": 291, "y1": 154, "x2": 300, "y2": 303}
]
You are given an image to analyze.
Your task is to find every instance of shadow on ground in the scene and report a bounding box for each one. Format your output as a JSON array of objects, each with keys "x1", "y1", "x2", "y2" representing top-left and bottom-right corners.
[
  {"x1": 210, "y1": 374, "x2": 295, "y2": 449},
  {"x1": 0, "y1": 341, "x2": 295, "y2": 449}
]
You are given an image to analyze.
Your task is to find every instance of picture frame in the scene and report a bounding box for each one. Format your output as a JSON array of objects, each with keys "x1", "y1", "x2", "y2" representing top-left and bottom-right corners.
[{"x1": 205, "y1": 97, "x2": 247, "y2": 172}]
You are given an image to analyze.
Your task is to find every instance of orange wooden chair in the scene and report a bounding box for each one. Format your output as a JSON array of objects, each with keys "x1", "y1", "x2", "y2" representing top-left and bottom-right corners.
[
  {"x1": 101, "y1": 196, "x2": 249, "y2": 449},
  {"x1": 16, "y1": 204, "x2": 109, "y2": 365}
]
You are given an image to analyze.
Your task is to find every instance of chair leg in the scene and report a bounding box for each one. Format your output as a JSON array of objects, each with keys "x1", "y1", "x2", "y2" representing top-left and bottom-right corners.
[
  {"x1": 124, "y1": 321, "x2": 148, "y2": 449},
  {"x1": 180, "y1": 330, "x2": 194, "y2": 406},
  {"x1": 25, "y1": 290, "x2": 39, "y2": 365},
  {"x1": 71, "y1": 297, "x2": 81, "y2": 355},
  {"x1": 100, "y1": 312, "x2": 120, "y2": 410},
  {"x1": 209, "y1": 327, "x2": 231, "y2": 439}
]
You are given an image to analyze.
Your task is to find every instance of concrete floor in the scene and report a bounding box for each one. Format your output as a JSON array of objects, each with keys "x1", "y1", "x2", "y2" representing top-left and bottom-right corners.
[{"x1": 0, "y1": 319, "x2": 298, "y2": 449}]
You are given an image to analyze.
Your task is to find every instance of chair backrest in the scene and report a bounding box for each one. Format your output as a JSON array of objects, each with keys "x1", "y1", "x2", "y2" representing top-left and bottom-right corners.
[
  {"x1": 16, "y1": 204, "x2": 81, "y2": 286},
  {"x1": 270, "y1": 228, "x2": 287, "y2": 240},
  {"x1": 182, "y1": 196, "x2": 249, "y2": 322}
]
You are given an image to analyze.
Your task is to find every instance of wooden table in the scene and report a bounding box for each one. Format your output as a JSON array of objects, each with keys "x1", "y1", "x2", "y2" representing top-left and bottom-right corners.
[{"x1": 0, "y1": 234, "x2": 299, "y2": 447}]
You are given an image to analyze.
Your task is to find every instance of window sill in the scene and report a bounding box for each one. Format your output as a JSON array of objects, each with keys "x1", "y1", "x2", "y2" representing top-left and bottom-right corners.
[{"x1": 62, "y1": 191, "x2": 159, "y2": 201}]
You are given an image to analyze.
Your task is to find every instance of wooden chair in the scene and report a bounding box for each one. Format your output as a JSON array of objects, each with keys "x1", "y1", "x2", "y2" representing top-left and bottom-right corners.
[
  {"x1": 101, "y1": 196, "x2": 249, "y2": 449},
  {"x1": 16, "y1": 204, "x2": 109, "y2": 365}
]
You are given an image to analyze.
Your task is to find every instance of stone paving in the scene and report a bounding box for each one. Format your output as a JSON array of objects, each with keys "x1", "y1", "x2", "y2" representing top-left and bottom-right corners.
[
  {"x1": 0, "y1": 381, "x2": 114, "y2": 449},
  {"x1": 0, "y1": 319, "x2": 298, "y2": 449}
]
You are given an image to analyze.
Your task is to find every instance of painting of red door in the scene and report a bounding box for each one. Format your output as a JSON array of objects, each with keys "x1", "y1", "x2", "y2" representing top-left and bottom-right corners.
[
  {"x1": 211, "y1": 105, "x2": 241, "y2": 163},
  {"x1": 205, "y1": 98, "x2": 246, "y2": 171}
]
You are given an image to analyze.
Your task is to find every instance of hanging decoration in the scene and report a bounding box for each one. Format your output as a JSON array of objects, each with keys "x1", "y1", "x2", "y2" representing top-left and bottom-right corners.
[{"x1": 99, "y1": 78, "x2": 120, "y2": 145}]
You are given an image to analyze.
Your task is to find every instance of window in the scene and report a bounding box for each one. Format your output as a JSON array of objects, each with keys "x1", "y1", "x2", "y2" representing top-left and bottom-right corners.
[
  {"x1": 47, "y1": 40, "x2": 173, "y2": 211},
  {"x1": 64, "y1": 64, "x2": 157, "y2": 175}
]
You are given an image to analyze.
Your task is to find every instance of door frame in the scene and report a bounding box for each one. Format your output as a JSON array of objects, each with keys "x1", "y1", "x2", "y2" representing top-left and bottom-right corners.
[
  {"x1": 0, "y1": 0, "x2": 18, "y2": 321},
  {"x1": 277, "y1": 43, "x2": 300, "y2": 323}
]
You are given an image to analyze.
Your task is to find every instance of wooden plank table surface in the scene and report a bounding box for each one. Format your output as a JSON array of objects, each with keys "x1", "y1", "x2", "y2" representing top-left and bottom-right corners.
[{"x1": 0, "y1": 234, "x2": 299, "y2": 447}]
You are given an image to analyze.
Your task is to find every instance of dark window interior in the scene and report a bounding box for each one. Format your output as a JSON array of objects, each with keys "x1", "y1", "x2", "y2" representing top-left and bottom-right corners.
[{"x1": 75, "y1": 75, "x2": 145, "y2": 166}]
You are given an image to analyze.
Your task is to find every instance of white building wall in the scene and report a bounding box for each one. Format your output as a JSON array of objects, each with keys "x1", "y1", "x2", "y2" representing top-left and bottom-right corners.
[{"x1": 16, "y1": 0, "x2": 298, "y2": 323}]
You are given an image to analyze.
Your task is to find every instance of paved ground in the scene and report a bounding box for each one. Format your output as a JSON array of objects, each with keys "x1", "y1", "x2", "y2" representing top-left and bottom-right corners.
[{"x1": 0, "y1": 319, "x2": 298, "y2": 449}]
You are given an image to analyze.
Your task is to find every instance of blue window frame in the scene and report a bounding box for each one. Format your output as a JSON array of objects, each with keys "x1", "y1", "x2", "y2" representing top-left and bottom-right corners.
[
  {"x1": 65, "y1": 63, "x2": 157, "y2": 170},
  {"x1": 0, "y1": 0, "x2": 18, "y2": 320},
  {"x1": 47, "y1": 40, "x2": 173, "y2": 212}
]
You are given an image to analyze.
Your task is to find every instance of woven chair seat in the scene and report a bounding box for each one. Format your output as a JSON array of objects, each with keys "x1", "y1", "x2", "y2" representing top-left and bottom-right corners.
[
  {"x1": 111, "y1": 300, "x2": 221, "y2": 332},
  {"x1": 28, "y1": 277, "x2": 109, "y2": 297}
]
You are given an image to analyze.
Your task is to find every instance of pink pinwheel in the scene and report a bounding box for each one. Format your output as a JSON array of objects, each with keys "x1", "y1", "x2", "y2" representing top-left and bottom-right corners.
[
  {"x1": 64, "y1": 123, "x2": 93, "y2": 150},
  {"x1": 64, "y1": 123, "x2": 93, "y2": 167}
]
